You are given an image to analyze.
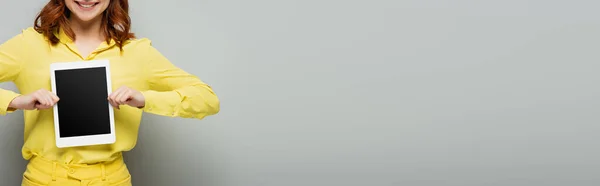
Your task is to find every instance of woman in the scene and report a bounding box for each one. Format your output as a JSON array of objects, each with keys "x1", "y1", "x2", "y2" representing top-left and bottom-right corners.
[{"x1": 0, "y1": 0, "x2": 220, "y2": 185}]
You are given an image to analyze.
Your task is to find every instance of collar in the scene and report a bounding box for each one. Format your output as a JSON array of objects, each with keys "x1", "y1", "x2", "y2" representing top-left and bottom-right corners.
[
  {"x1": 54, "y1": 27, "x2": 73, "y2": 44},
  {"x1": 54, "y1": 27, "x2": 117, "y2": 54}
]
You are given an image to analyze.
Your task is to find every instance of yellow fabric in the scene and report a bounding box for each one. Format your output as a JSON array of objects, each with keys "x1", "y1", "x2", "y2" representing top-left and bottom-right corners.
[
  {"x1": 22, "y1": 154, "x2": 131, "y2": 186},
  {"x1": 0, "y1": 27, "x2": 220, "y2": 164}
]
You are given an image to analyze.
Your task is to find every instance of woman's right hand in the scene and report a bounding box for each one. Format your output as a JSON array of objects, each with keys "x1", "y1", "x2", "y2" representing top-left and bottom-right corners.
[{"x1": 9, "y1": 89, "x2": 59, "y2": 110}]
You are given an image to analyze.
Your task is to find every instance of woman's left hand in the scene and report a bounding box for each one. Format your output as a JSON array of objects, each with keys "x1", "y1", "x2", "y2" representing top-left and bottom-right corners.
[{"x1": 108, "y1": 86, "x2": 145, "y2": 109}]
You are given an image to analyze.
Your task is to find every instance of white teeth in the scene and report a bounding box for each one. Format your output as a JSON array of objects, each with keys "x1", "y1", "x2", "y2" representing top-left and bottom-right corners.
[{"x1": 77, "y1": 2, "x2": 96, "y2": 8}]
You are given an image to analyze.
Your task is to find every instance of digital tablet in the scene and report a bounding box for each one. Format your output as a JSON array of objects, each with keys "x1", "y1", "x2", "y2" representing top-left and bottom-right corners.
[{"x1": 50, "y1": 60, "x2": 116, "y2": 148}]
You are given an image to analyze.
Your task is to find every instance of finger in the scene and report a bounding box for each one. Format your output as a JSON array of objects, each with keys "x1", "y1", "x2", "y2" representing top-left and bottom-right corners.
[
  {"x1": 36, "y1": 90, "x2": 51, "y2": 106},
  {"x1": 111, "y1": 99, "x2": 120, "y2": 109},
  {"x1": 107, "y1": 89, "x2": 120, "y2": 105},
  {"x1": 31, "y1": 92, "x2": 42, "y2": 106},
  {"x1": 33, "y1": 101, "x2": 43, "y2": 110},
  {"x1": 110, "y1": 88, "x2": 126, "y2": 109},
  {"x1": 33, "y1": 92, "x2": 49, "y2": 106},
  {"x1": 107, "y1": 87, "x2": 120, "y2": 99},
  {"x1": 113, "y1": 88, "x2": 128, "y2": 105},
  {"x1": 36, "y1": 105, "x2": 51, "y2": 110},
  {"x1": 116, "y1": 89, "x2": 131, "y2": 105},
  {"x1": 50, "y1": 93, "x2": 60, "y2": 103},
  {"x1": 35, "y1": 100, "x2": 51, "y2": 109},
  {"x1": 107, "y1": 96, "x2": 119, "y2": 108},
  {"x1": 41, "y1": 91, "x2": 54, "y2": 106},
  {"x1": 109, "y1": 87, "x2": 125, "y2": 101}
]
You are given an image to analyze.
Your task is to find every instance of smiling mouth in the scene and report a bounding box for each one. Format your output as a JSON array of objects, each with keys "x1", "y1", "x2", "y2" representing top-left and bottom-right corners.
[{"x1": 75, "y1": 1, "x2": 99, "y2": 8}]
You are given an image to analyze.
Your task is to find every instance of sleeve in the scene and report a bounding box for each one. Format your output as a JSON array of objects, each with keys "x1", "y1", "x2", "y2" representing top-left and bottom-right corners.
[
  {"x1": 0, "y1": 32, "x2": 26, "y2": 115},
  {"x1": 141, "y1": 42, "x2": 220, "y2": 119}
]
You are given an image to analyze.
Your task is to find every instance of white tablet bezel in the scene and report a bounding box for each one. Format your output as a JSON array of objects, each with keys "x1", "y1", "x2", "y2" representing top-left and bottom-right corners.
[{"x1": 50, "y1": 60, "x2": 116, "y2": 148}]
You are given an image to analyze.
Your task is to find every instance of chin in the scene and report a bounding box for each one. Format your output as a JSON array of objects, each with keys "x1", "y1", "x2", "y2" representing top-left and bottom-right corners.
[{"x1": 72, "y1": 14, "x2": 101, "y2": 22}]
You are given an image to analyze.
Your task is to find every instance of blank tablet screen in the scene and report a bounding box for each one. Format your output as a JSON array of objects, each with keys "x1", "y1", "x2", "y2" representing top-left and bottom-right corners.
[{"x1": 55, "y1": 67, "x2": 111, "y2": 138}]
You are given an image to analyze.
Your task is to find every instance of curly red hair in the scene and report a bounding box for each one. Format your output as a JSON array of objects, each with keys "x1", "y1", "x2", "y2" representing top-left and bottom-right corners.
[{"x1": 34, "y1": 0, "x2": 135, "y2": 50}]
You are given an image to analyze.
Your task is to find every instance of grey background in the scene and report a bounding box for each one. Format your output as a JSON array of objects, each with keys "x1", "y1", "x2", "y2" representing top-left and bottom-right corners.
[{"x1": 2, "y1": 0, "x2": 600, "y2": 185}]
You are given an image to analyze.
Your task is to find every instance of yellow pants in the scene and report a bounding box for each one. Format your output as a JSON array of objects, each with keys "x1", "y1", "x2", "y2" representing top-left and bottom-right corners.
[{"x1": 21, "y1": 155, "x2": 132, "y2": 186}]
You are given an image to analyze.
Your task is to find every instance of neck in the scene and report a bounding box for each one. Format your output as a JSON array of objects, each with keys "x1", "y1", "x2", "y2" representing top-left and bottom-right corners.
[{"x1": 69, "y1": 15, "x2": 104, "y2": 42}]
